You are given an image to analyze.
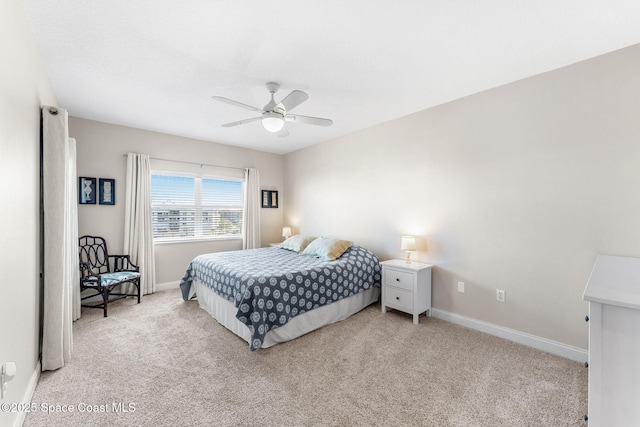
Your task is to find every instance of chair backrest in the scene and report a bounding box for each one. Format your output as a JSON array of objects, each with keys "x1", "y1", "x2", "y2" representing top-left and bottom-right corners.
[{"x1": 79, "y1": 235, "x2": 111, "y2": 274}]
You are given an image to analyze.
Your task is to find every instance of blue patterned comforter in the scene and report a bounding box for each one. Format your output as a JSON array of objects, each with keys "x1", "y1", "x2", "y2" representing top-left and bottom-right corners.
[{"x1": 179, "y1": 245, "x2": 381, "y2": 350}]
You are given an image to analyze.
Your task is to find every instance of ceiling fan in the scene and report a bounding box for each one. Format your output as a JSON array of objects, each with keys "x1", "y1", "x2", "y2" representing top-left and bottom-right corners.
[{"x1": 212, "y1": 82, "x2": 333, "y2": 137}]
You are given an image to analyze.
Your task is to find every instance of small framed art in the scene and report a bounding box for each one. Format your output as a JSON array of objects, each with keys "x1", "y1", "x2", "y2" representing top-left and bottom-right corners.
[
  {"x1": 261, "y1": 190, "x2": 278, "y2": 208},
  {"x1": 99, "y1": 178, "x2": 115, "y2": 205},
  {"x1": 79, "y1": 177, "x2": 97, "y2": 204}
]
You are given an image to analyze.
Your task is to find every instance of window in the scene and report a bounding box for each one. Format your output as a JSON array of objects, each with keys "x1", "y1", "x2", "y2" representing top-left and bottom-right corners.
[{"x1": 151, "y1": 172, "x2": 243, "y2": 242}]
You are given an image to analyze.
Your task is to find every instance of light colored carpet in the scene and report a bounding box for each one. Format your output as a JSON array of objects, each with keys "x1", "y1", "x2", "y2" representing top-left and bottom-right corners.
[{"x1": 25, "y1": 289, "x2": 587, "y2": 426}]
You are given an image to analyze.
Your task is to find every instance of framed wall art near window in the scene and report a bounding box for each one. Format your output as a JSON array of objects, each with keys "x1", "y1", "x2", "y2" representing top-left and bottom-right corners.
[
  {"x1": 261, "y1": 190, "x2": 278, "y2": 208},
  {"x1": 79, "y1": 177, "x2": 97, "y2": 204},
  {"x1": 99, "y1": 178, "x2": 115, "y2": 205}
]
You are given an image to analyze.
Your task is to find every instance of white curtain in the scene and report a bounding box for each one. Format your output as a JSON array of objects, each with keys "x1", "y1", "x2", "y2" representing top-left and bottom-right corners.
[
  {"x1": 68, "y1": 138, "x2": 81, "y2": 321},
  {"x1": 42, "y1": 106, "x2": 78, "y2": 371},
  {"x1": 123, "y1": 153, "x2": 156, "y2": 295},
  {"x1": 242, "y1": 167, "x2": 261, "y2": 249}
]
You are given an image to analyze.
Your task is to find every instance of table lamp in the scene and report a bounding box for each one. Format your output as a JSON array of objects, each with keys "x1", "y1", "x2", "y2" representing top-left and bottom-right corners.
[
  {"x1": 401, "y1": 235, "x2": 416, "y2": 264},
  {"x1": 282, "y1": 226, "x2": 292, "y2": 241}
]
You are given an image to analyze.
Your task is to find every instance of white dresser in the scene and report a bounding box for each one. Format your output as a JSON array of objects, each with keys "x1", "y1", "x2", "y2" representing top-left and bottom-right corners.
[
  {"x1": 381, "y1": 259, "x2": 432, "y2": 324},
  {"x1": 583, "y1": 255, "x2": 640, "y2": 426}
]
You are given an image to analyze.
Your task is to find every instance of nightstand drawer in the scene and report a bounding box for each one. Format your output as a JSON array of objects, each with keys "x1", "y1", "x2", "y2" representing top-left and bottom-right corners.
[
  {"x1": 385, "y1": 286, "x2": 413, "y2": 312},
  {"x1": 384, "y1": 268, "x2": 414, "y2": 291}
]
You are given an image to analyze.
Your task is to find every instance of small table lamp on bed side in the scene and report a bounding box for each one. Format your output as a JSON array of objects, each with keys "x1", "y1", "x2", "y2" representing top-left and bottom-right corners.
[
  {"x1": 282, "y1": 226, "x2": 292, "y2": 241},
  {"x1": 401, "y1": 235, "x2": 416, "y2": 264}
]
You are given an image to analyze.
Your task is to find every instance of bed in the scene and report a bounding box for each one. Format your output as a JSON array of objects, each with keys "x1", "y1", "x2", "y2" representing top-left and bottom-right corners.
[{"x1": 179, "y1": 238, "x2": 381, "y2": 350}]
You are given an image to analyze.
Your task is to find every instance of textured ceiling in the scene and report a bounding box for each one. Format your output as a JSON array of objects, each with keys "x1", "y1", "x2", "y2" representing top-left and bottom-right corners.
[{"x1": 23, "y1": 1, "x2": 640, "y2": 154}]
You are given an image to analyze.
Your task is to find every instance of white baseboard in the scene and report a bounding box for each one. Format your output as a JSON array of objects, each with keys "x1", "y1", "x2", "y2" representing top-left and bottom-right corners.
[
  {"x1": 156, "y1": 281, "x2": 179, "y2": 292},
  {"x1": 431, "y1": 308, "x2": 588, "y2": 363},
  {"x1": 13, "y1": 362, "x2": 40, "y2": 427}
]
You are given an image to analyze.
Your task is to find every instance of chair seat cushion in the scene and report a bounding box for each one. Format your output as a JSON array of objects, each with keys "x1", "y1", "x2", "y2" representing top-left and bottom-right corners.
[{"x1": 100, "y1": 271, "x2": 141, "y2": 287}]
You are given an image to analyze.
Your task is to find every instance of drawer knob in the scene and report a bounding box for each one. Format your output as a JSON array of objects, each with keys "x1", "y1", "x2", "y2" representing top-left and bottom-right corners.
[
  {"x1": 585, "y1": 315, "x2": 589, "y2": 322},
  {"x1": 396, "y1": 296, "x2": 400, "y2": 300},
  {"x1": 396, "y1": 278, "x2": 400, "y2": 282}
]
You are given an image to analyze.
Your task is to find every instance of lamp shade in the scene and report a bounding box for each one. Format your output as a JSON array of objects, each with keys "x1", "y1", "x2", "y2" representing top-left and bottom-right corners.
[
  {"x1": 401, "y1": 235, "x2": 416, "y2": 251},
  {"x1": 282, "y1": 227, "x2": 292, "y2": 238},
  {"x1": 262, "y1": 112, "x2": 285, "y2": 132}
]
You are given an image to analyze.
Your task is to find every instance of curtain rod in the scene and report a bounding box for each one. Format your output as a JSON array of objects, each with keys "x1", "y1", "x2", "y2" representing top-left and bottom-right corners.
[{"x1": 122, "y1": 154, "x2": 245, "y2": 171}]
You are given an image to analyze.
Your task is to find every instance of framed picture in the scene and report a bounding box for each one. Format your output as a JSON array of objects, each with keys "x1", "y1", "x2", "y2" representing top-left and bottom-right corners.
[
  {"x1": 99, "y1": 178, "x2": 115, "y2": 205},
  {"x1": 261, "y1": 190, "x2": 278, "y2": 208},
  {"x1": 78, "y1": 177, "x2": 97, "y2": 204}
]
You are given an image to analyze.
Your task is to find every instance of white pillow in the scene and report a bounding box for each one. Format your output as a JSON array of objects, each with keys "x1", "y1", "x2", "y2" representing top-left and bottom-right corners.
[
  {"x1": 277, "y1": 235, "x2": 317, "y2": 253},
  {"x1": 301, "y1": 237, "x2": 353, "y2": 261}
]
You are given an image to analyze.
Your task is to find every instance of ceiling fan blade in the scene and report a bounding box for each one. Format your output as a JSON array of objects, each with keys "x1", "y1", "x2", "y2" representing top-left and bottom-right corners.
[
  {"x1": 221, "y1": 117, "x2": 261, "y2": 127},
  {"x1": 277, "y1": 126, "x2": 289, "y2": 138},
  {"x1": 212, "y1": 96, "x2": 262, "y2": 112},
  {"x1": 278, "y1": 90, "x2": 308, "y2": 112},
  {"x1": 285, "y1": 114, "x2": 333, "y2": 127}
]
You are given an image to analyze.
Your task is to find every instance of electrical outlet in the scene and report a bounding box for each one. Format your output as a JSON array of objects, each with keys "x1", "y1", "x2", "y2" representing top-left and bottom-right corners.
[
  {"x1": 496, "y1": 289, "x2": 505, "y2": 302},
  {"x1": 457, "y1": 282, "x2": 465, "y2": 293}
]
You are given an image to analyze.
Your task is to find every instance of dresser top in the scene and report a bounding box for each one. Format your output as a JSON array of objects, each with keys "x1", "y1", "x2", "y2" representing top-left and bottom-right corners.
[
  {"x1": 583, "y1": 254, "x2": 640, "y2": 310},
  {"x1": 381, "y1": 259, "x2": 433, "y2": 271}
]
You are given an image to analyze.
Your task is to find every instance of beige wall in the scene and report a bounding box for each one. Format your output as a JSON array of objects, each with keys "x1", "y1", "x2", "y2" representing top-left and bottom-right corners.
[
  {"x1": 0, "y1": 1, "x2": 58, "y2": 425},
  {"x1": 70, "y1": 117, "x2": 284, "y2": 285},
  {"x1": 284, "y1": 44, "x2": 640, "y2": 350}
]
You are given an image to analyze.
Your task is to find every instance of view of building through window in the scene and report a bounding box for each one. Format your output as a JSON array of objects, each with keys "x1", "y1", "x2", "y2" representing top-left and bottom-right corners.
[{"x1": 150, "y1": 173, "x2": 243, "y2": 241}]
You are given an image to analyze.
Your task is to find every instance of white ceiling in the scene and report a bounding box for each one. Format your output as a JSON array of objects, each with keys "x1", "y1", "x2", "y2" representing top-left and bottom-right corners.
[{"x1": 24, "y1": 1, "x2": 640, "y2": 155}]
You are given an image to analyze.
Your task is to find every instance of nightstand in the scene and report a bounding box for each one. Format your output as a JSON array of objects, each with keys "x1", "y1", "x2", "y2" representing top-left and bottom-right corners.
[{"x1": 381, "y1": 259, "x2": 433, "y2": 324}]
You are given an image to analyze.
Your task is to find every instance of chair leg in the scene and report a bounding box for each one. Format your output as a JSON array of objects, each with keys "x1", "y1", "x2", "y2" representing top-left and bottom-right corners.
[
  {"x1": 102, "y1": 289, "x2": 109, "y2": 317},
  {"x1": 137, "y1": 280, "x2": 141, "y2": 304}
]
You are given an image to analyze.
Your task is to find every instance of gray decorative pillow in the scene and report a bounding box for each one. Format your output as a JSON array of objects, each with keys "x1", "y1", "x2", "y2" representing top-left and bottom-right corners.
[{"x1": 277, "y1": 235, "x2": 317, "y2": 253}]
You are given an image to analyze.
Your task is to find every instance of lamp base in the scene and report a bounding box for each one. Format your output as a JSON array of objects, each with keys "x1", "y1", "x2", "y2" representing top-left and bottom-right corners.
[{"x1": 405, "y1": 251, "x2": 412, "y2": 264}]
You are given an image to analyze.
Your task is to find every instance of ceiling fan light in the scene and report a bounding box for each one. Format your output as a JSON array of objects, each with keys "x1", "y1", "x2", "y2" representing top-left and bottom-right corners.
[{"x1": 262, "y1": 112, "x2": 284, "y2": 132}]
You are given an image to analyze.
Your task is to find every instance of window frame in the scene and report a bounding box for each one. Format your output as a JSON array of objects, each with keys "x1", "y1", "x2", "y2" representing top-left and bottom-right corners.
[{"x1": 150, "y1": 170, "x2": 244, "y2": 245}]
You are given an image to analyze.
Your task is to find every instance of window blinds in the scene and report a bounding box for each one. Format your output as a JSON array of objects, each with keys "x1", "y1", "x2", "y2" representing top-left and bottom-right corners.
[{"x1": 150, "y1": 172, "x2": 243, "y2": 242}]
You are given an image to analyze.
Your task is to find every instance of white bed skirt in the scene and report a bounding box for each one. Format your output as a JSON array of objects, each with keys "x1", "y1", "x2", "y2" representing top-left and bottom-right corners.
[{"x1": 192, "y1": 279, "x2": 380, "y2": 348}]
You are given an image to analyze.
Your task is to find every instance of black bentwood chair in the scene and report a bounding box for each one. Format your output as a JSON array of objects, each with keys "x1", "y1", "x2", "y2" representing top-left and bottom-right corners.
[{"x1": 78, "y1": 235, "x2": 141, "y2": 317}]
